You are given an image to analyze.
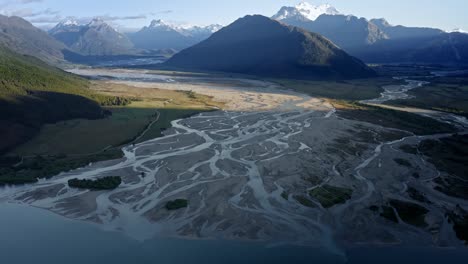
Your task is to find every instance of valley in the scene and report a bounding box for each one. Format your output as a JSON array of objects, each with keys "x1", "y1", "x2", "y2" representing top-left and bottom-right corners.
[
  {"x1": 1, "y1": 67, "x2": 467, "y2": 255},
  {"x1": 1, "y1": 1, "x2": 468, "y2": 263}
]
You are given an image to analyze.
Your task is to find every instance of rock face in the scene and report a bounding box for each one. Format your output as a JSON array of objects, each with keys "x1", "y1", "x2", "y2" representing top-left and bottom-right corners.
[
  {"x1": 128, "y1": 19, "x2": 222, "y2": 51},
  {"x1": 165, "y1": 15, "x2": 375, "y2": 79},
  {"x1": 0, "y1": 15, "x2": 67, "y2": 64},
  {"x1": 50, "y1": 18, "x2": 134, "y2": 56},
  {"x1": 370, "y1": 18, "x2": 444, "y2": 40},
  {"x1": 354, "y1": 32, "x2": 468, "y2": 64},
  {"x1": 274, "y1": 13, "x2": 389, "y2": 52}
]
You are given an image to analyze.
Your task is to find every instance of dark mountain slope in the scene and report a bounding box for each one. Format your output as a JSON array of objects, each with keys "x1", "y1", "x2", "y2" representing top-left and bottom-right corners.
[
  {"x1": 0, "y1": 15, "x2": 67, "y2": 64},
  {"x1": 0, "y1": 46, "x2": 108, "y2": 154},
  {"x1": 370, "y1": 18, "x2": 444, "y2": 40},
  {"x1": 165, "y1": 15, "x2": 375, "y2": 79},
  {"x1": 354, "y1": 32, "x2": 468, "y2": 64}
]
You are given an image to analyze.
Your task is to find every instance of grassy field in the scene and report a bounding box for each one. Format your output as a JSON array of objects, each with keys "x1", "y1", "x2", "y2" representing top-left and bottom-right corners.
[
  {"x1": 12, "y1": 82, "x2": 223, "y2": 157},
  {"x1": 1, "y1": 81, "x2": 224, "y2": 185},
  {"x1": 0, "y1": 47, "x2": 131, "y2": 154},
  {"x1": 273, "y1": 78, "x2": 397, "y2": 101},
  {"x1": 386, "y1": 76, "x2": 468, "y2": 117}
]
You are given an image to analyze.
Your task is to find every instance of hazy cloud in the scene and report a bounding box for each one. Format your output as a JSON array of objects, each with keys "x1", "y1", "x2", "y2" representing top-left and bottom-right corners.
[
  {"x1": 17, "y1": 0, "x2": 44, "y2": 3},
  {"x1": 1, "y1": 7, "x2": 59, "y2": 17}
]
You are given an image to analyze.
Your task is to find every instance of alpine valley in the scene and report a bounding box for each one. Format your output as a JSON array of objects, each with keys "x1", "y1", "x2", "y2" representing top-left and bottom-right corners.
[{"x1": 1, "y1": 1, "x2": 468, "y2": 264}]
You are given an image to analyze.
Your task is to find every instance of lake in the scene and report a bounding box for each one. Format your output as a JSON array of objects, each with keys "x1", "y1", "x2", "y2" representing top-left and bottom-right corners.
[{"x1": 1, "y1": 203, "x2": 467, "y2": 264}]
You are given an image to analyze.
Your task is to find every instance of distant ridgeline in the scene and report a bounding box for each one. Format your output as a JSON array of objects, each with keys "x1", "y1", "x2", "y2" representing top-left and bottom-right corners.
[{"x1": 0, "y1": 46, "x2": 129, "y2": 154}]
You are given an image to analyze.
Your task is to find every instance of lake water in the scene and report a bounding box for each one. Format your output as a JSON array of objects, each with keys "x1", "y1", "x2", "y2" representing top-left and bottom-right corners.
[{"x1": 1, "y1": 203, "x2": 467, "y2": 264}]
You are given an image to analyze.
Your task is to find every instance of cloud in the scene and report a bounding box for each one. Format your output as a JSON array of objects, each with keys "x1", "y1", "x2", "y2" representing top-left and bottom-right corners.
[
  {"x1": 150, "y1": 10, "x2": 173, "y2": 16},
  {"x1": 1, "y1": 7, "x2": 59, "y2": 18},
  {"x1": 17, "y1": 0, "x2": 44, "y2": 3}
]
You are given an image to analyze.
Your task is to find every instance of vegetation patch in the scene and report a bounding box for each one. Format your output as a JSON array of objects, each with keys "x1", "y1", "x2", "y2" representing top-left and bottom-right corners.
[
  {"x1": 418, "y1": 135, "x2": 468, "y2": 199},
  {"x1": 386, "y1": 76, "x2": 468, "y2": 117},
  {"x1": 390, "y1": 199, "x2": 429, "y2": 227},
  {"x1": 273, "y1": 78, "x2": 392, "y2": 101},
  {"x1": 447, "y1": 207, "x2": 468, "y2": 245},
  {"x1": 331, "y1": 100, "x2": 456, "y2": 135},
  {"x1": 407, "y1": 187, "x2": 431, "y2": 204},
  {"x1": 309, "y1": 185, "x2": 353, "y2": 208},
  {"x1": 380, "y1": 206, "x2": 398, "y2": 223},
  {"x1": 394, "y1": 158, "x2": 412, "y2": 168},
  {"x1": 165, "y1": 199, "x2": 189, "y2": 210},
  {"x1": 294, "y1": 195, "x2": 316, "y2": 208},
  {"x1": 399, "y1": 144, "x2": 418, "y2": 154},
  {"x1": 0, "y1": 150, "x2": 123, "y2": 185},
  {"x1": 68, "y1": 176, "x2": 122, "y2": 190}
]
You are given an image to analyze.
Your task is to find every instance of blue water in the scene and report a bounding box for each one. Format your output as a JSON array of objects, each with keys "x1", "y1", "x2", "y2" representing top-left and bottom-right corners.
[{"x1": 0, "y1": 203, "x2": 467, "y2": 264}]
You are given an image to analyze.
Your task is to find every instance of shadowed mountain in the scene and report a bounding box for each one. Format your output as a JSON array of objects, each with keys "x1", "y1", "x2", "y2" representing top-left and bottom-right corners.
[
  {"x1": 50, "y1": 18, "x2": 134, "y2": 56},
  {"x1": 0, "y1": 15, "x2": 67, "y2": 64},
  {"x1": 128, "y1": 20, "x2": 194, "y2": 51},
  {"x1": 164, "y1": 15, "x2": 375, "y2": 79},
  {"x1": 271, "y1": 4, "x2": 388, "y2": 52},
  {"x1": 354, "y1": 32, "x2": 468, "y2": 64},
  {"x1": 370, "y1": 18, "x2": 444, "y2": 40},
  {"x1": 304, "y1": 15, "x2": 389, "y2": 51}
]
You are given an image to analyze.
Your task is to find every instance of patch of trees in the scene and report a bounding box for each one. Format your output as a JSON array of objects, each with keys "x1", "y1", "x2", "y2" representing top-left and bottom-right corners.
[
  {"x1": 165, "y1": 199, "x2": 188, "y2": 210},
  {"x1": 68, "y1": 176, "x2": 122, "y2": 190}
]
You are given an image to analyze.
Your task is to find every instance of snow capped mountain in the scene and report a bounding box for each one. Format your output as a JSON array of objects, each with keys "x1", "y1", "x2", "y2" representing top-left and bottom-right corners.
[
  {"x1": 144, "y1": 19, "x2": 222, "y2": 36},
  {"x1": 49, "y1": 19, "x2": 82, "y2": 35},
  {"x1": 272, "y1": 1, "x2": 340, "y2": 22},
  {"x1": 62, "y1": 19, "x2": 79, "y2": 27},
  {"x1": 129, "y1": 20, "x2": 223, "y2": 51},
  {"x1": 49, "y1": 17, "x2": 133, "y2": 55}
]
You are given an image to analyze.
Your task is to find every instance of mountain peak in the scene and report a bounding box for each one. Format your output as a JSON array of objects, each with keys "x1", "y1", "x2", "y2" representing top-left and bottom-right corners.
[
  {"x1": 88, "y1": 18, "x2": 106, "y2": 27},
  {"x1": 273, "y1": 2, "x2": 340, "y2": 21},
  {"x1": 61, "y1": 19, "x2": 79, "y2": 26},
  {"x1": 149, "y1": 19, "x2": 168, "y2": 28},
  {"x1": 370, "y1": 18, "x2": 391, "y2": 28}
]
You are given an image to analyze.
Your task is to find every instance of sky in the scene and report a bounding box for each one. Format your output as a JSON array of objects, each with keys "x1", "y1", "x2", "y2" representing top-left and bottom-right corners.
[{"x1": 0, "y1": 0, "x2": 467, "y2": 32}]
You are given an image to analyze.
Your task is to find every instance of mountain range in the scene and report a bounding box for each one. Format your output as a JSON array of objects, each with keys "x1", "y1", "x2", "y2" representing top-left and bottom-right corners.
[
  {"x1": 272, "y1": 2, "x2": 467, "y2": 64},
  {"x1": 1, "y1": 2, "x2": 467, "y2": 68},
  {"x1": 128, "y1": 19, "x2": 221, "y2": 51},
  {"x1": 49, "y1": 18, "x2": 134, "y2": 56},
  {"x1": 165, "y1": 15, "x2": 375, "y2": 79}
]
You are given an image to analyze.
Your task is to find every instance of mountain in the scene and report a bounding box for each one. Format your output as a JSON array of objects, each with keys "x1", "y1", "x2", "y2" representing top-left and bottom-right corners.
[
  {"x1": 370, "y1": 18, "x2": 444, "y2": 40},
  {"x1": 48, "y1": 19, "x2": 83, "y2": 47},
  {"x1": 354, "y1": 32, "x2": 468, "y2": 64},
  {"x1": 271, "y1": 4, "x2": 458, "y2": 64},
  {"x1": 0, "y1": 15, "x2": 67, "y2": 64},
  {"x1": 50, "y1": 18, "x2": 134, "y2": 56},
  {"x1": 128, "y1": 20, "x2": 193, "y2": 51},
  {"x1": 272, "y1": 2, "x2": 340, "y2": 22},
  {"x1": 303, "y1": 14, "x2": 389, "y2": 51},
  {"x1": 164, "y1": 15, "x2": 375, "y2": 79},
  {"x1": 272, "y1": 4, "x2": 388, "y2": 52},
  {"x1": 0, "y1": 46, "x2": 106, "y2": 154},
  {"x1": 128, "y1": 20, "x2": 221, "y2": 51}
]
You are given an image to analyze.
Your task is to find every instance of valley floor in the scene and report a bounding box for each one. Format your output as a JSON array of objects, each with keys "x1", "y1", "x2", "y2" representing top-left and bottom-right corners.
[{"x1": 1, "y1": 68, "x2": 468, "y2": 254}]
